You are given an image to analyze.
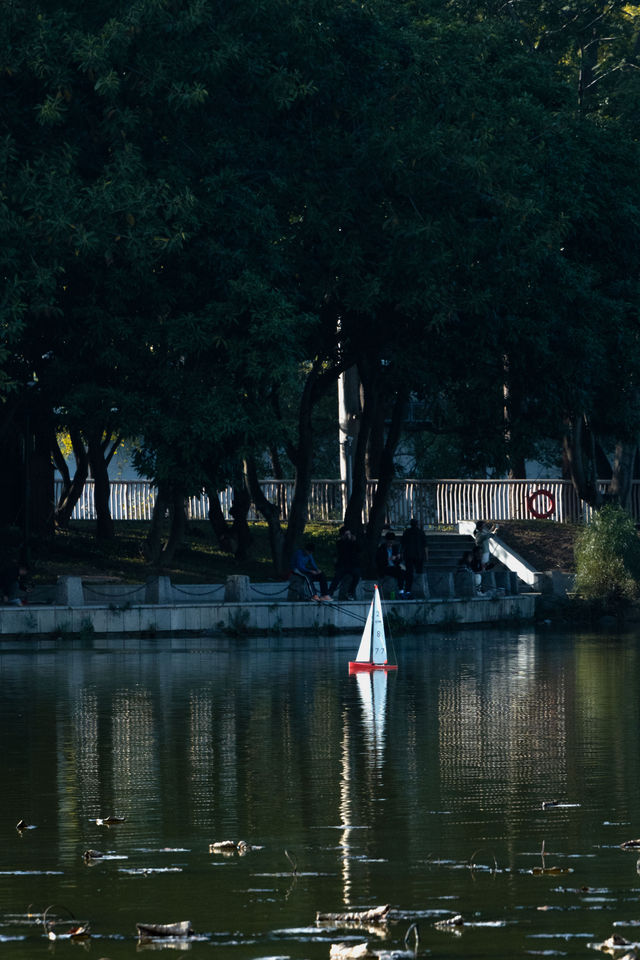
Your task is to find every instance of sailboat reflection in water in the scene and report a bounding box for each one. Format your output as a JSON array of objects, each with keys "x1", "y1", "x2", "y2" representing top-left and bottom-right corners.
[
  {"x1": 355, "y1": 669, "x2": 389, "y2": 772},
  {"x1": 348, "y1": 584, "x2": 398, "y2": 673}
]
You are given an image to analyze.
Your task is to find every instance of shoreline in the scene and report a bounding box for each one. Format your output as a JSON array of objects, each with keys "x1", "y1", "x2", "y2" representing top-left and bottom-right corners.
[{"x1": 0, "y1": 592, "x2": 536, "y2": 640}]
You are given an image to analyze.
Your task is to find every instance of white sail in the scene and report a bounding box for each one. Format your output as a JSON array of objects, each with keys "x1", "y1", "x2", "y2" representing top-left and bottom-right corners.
[
  {"x1": 370, "y1": 586, "x2": 387, "y2": 665},
  {"x1": 353, "y1": 594, "x2": 374, "y2": 663},
  {"x1": 354, "y1": 585, "x2": 387, "y2": 665}
]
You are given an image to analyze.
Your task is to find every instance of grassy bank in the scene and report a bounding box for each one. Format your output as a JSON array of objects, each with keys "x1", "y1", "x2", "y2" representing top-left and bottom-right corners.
[
  {"x1": 26, "y1": 520, "x2": 341, "y2": 585},
  {"x1": 23, "y1": 518, "x2": 579, "y2": 586}
]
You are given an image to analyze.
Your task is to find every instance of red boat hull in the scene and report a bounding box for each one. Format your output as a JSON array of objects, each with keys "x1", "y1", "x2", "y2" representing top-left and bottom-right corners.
[{"x1": 348, "y1": 661, "x2": 398, "y2": 673}]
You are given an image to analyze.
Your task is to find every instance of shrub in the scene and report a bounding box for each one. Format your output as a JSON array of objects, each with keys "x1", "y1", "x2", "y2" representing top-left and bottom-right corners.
[{"x1": 574, "y1": 504, "x2": 640, "y2": 612}]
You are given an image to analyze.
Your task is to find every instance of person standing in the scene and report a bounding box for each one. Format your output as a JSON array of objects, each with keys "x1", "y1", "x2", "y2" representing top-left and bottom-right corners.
[
  {"x1": 375, "y1": 531, "x2": 405, "y2": 595},
  {"x1": 329, "y1": 527, "x2": 361, "y2": 599},
  {"x1": 473, "y1": 520, "x2": 499, "y2": 568},
  {"x1": 0, "y1": 560, "x2": 28, "y2": 605},
  {"x1": 401, "y1": 518, "x2": 428, "y2": 598}
]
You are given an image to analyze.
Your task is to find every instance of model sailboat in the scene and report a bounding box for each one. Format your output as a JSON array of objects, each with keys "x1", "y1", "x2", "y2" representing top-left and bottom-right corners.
[{"x1": 348, "y1": 585, "x2": 398, "y2": 673}]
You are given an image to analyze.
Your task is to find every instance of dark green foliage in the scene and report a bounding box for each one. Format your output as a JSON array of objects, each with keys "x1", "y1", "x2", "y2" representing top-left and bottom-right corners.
[
  {"x1": 1, "y1": 0, "x2": 640, "y2": 561},
  {"x1": 574, "y1": 505, "x2": 640, "y2": 611}
]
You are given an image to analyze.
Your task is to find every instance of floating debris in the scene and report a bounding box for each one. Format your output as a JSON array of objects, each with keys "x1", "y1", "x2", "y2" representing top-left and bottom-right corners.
[
  {"x1": 434, "y1": 914, "x2": 464, "y2": 929},
  {"x1": 541, "y1": 800, "x2": 581, "y2": 810},
  {"x1": 47, "y1": 924, "x2": 90, "y2": 942},
  {"x1": 15, "y1": 819, "x2": 35, "y2": 832},
  {"x1": 82, "y1": 849, "x2": 104, "y2": 862},
  {"x1": 136, "y1": 920, "x2": 193, "y2": 939},
  {"x1": 592, "y1": 932, "x2": 635, "y2": 955},
  {"x1": 95, "y1": 815, "x2": 126, "y2": 826},
  {"x1": 329, "y1": 943, "x2": 371, "y2": 959},
  {"x1": 317, "y1": 905, "x2": 390, "y2": 924},
  {"x1": 529, "y1": 839, "x2": 573, "y2": 875},
  {"x1": 620, "y1": 839, "x2": 640, "y2": 849},
  {"x1": 42, "y1": 905, "x2": 90, "y2": 942},
  {"x1": 208, "y1": 839, "x2": 263, "y2": 855}
]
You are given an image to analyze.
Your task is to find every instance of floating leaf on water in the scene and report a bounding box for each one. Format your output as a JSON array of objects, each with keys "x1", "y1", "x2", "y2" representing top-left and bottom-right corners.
[
  {"x1": 329, "y1": 942, "x2": 372, "y2": 959},
  {"x1": 531, "y1": 866, "x2": 574, "y2": 875},
  {"x1": 95, "y1": 815, "x2": 126, "y2": 825}
]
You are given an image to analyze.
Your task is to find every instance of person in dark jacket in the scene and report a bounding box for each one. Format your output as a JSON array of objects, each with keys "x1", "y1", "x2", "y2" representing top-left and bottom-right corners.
[
  {"x1": 291, "y1": 542, "x2": 331, "y2": 600},
  {"x1": 0, "y1": 561, "x2": 28, "y2": 605},
  {"x1": 401, "y1": 519, "x2": 427, "y2": 597},
  {"x1": 375, "y1": 531, "x2": 405, "y2": 593},
  {"x1": 329, "y1": 527, "x2": 361, "y2": 599}
]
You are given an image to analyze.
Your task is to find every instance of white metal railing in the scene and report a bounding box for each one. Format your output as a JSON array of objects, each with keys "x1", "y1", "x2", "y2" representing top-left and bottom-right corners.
[{"x1": 54, "y1": 478, "x2": 627, "y2": 526}]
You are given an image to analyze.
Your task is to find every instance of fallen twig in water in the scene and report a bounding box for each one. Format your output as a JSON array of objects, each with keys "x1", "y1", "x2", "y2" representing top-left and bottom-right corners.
[
  {"x1": 404, "y1": 922, "x2": 419, "y2": 955},
  {"x1": 317, "y1": 905, "x2": 390, "y2": 924},
  {"x1": 530, "y1": 839, "x2": 572, "y2": 876},
  {"x1": 434, "y1": 914, "x2": 464, "y2": 930},
  {"x1": 284, "y1": 849, "x2": 298, "y2": 875},
  {"x1": 16, "y1": 819, "x2": 36, "y2": 832},
  {"x1": 209, "y1": 839, "x2": 263, "y2": 855},
  {"x1": 42, "y1": 904, "x2": 90, "y2": 941},
  {"x1": 469, "y1": 848, "x2": 498, "y2": 873}
]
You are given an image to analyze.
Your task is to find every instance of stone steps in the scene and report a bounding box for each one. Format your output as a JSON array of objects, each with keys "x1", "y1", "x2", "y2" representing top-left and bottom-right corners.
[{"x1": 425, "y1": 532, "x2": 475, "y2": 568}]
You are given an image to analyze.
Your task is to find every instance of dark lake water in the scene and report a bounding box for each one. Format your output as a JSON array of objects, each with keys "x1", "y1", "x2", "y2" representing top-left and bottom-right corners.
[{"x1": 1, "y1": 627, "x2": 640, "y2": 958}]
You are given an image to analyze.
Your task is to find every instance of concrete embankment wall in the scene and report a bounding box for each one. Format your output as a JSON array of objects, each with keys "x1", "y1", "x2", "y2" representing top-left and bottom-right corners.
[{"x1": 0, "y1": 590, "x2": 535, "y2": 639}]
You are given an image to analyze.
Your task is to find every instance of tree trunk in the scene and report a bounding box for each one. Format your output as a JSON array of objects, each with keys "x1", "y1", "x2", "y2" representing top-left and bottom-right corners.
[
  {"x1": 562, "y1": 414, "x2": 603, "y2": 509},
  {"x1": 343, "y1": 369, "x2": 377, "y2": 533},
  {"x1": 338, "y1": 366, "x2": 361, "y2": 511},
  {"x1": 281, "y1": 363, "x2": 319, "y2": 568},
  {"x1": 144, "y1": 482, "x2": 170, "y2": 564},
  {"x1": 248, "y1": 358, "x2": 340, "y2": 575},
  {"x1": 608, "y1": 441, "x2": 637, "y2": 510},
  {"x1": 578, "y1": 29, "x2": 599, "y2": 114},
  {"x1": 53, "y1": 428, "x2": 89, "y2": 527},
  {"x1": 366, "y1": 398, "x2": 386, "y2": 481},
  {"x1": 230, "y1": 483, "x2": 252, "y2": 562},
  {"x1": 31, "y1": 416, "x2": 55, "y2": 539},
  {"x1": 364, "y1": 387, "x2": 409, "y2": 568},
  {"x1": 245, "y1": 456, "x2": 287, "y2": 576},
  {"x1": 0, "y1": 398, "x2": 54, "y2": 554},
  {"x1": 268, "y1": 445, "x2": 284, "y2": 479},
  {"x1": 87, "y1": 432, "x2": 114, "y2": 539},
  {"x1": 159, "y1": 484, "x2": 186, "y2": 566},
  {"x1": 205, "y1": 481, "x2": 235, "y2": 552}
]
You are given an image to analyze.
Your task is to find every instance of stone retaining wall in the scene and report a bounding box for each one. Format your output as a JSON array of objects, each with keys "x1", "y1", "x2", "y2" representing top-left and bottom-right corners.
[{"x1": 1, "y1": 591, "x2": 535, "y2": 640}]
